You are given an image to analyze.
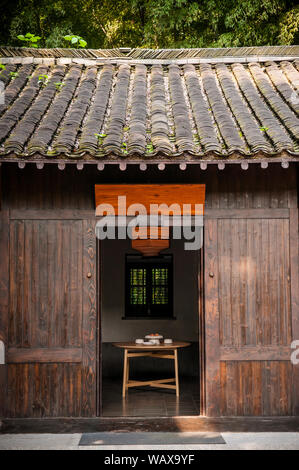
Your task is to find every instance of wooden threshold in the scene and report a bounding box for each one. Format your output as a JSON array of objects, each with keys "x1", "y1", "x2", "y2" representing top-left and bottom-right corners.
[{"x1": 1, "y1": 416, "x2": 299, "y2": 434}]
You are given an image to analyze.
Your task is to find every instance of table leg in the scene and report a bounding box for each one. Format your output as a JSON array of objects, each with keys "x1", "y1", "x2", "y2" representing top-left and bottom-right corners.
[
  {"x1": 174, "y1": 349, "x2": 179, "y2": 397},
  {"x1": 127, "y1": 355, "x2": 130, "y2": 383},
  {"x1": 122, "y1": 349, "x2": 128, "y2": 398}
]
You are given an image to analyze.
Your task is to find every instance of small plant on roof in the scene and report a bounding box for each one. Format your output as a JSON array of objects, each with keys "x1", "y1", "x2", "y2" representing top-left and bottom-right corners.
[
  {"x1": 0, "y1": 64, "x2": 6, "y2": 77},
  {"x1": 63, "y1": 35, "x2": 87, "y2": 48},
  {"x1": 146, "y1": 143, "x2": 154, "y2": 153},
  {"x1": 17, "y1": 33, "x2": 41, "y2": 48},
  {"x1": 94, "y1": 133, "x2": 107, "y2": 145},
  {"x1": 122, "y1": 142, "x2": 128, "y2": 154},
  {"x1": 54, "y1": 82, "x2": 65, "y2": 91},
  {"x1": 38, "y1": 74, "x2": 49, "y2": 87},
  {"x1": 259, "y1": 126, "x2": 269, "y2": 132},
  {"x1": 10, "y1": 71, "x2": 19, "y2": 80}
]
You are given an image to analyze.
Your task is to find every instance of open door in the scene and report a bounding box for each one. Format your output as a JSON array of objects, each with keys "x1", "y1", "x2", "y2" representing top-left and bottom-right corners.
[
  {"x1": 204, "y1": 212, "x2": 298, "y2": 417},
  {"x1": 1, "y1": 215, "x2": 97, "y2": 418}
]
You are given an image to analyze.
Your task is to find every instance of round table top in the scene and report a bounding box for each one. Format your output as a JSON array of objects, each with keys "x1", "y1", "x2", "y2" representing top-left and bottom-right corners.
[{"x1": 112, "y1": 341, "x2": 191, "y2": 350}]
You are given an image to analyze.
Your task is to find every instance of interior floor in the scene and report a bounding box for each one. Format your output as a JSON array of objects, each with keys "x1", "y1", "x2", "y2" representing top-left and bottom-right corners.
[{"x1": 101, "y1": 377, "x2": 200, "y2": 417}]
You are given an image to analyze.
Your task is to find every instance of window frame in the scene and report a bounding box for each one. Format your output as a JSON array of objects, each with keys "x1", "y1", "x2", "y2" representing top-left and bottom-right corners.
[{"x1": 124, "y1": 254, "x2": 174, "y2": 319}]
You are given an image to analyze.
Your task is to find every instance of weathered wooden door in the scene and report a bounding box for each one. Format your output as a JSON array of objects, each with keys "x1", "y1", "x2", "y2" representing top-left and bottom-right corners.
[
  {"x1": 204, "y1": 210, "x2": 299, "y2": 416},
  {"x1": 1, "y1": 216, "x2": 97, "y2": 417}
]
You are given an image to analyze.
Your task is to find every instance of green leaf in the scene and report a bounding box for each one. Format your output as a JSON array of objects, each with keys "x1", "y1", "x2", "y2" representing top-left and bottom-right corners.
[
  {"x1": 17, "y1": 35, "x2": 25, "y2": 40},
  {"x1": 79, "y1": 39, "x2": 87, "y2": 48},
  {"x1": 71, "y1": 37, "x2": 78, "y2": 44},
  {"x1": 63, "y1": 35, "x2": 72, "y2": 41}
]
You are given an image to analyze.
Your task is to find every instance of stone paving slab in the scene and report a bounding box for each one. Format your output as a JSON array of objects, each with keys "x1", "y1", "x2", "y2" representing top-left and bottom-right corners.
[{"x1": 0, "y1": 432, "x2": 299, "y2": 450}]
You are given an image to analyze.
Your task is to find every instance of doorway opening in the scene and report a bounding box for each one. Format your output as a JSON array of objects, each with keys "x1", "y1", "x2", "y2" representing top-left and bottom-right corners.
[{"x1": 98, "y1": 235, "x2": 202, "y2": 417}]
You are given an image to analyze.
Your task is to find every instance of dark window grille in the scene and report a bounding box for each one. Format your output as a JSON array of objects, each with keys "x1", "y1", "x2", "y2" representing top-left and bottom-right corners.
[{"x1": 125, "y1": 255, "x2": 173, "y2": 318}]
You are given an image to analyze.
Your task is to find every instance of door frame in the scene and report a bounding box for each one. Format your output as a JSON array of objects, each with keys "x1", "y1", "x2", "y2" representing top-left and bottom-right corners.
[{"x1": 96, "y1": 236, "x2": 206, "y2": 417}]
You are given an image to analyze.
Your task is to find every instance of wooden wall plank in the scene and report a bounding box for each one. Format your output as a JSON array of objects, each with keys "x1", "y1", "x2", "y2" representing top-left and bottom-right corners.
[
  {"x1": 82, "y1": 219, "x2": 97, "y2": 417},
  {"x1": 0, "y1": 209, "x2": 9, "y2": 417},
  {"x1": 290, "y1": 208, "x2": 299, "y2": 415},
  {"x1": 204, "y1": 219, "x2": 221, "y2": 417}
]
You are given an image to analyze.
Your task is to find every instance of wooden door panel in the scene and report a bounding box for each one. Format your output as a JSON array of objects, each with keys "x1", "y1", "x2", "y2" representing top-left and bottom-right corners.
[
  {"x1": 204, "y1": 215, "x2": 298, "y2": 417},
  {"x1": 5, "y1": 218, "x2": 97, "y2": 417}
]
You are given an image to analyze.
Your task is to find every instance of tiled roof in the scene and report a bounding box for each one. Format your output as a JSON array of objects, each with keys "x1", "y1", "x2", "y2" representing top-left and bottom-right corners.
[{"x1": 0, "y1": 47, "x2": 298, "y2": 162}]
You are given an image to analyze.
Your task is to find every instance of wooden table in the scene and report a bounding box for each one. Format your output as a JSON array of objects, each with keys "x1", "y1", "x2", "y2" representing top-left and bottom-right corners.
[{"x1": 113, "y1": 341, "x2": 190, "y2": 397}]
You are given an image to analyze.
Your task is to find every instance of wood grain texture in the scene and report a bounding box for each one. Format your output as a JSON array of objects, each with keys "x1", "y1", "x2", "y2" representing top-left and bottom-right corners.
[
  {"x1": 220, "y1": 361, "x2": 293, "y2": 416},
  {"x1": 204, "y1": 200, "x2": 297, "y2": 416},
  {"x1": 7, "y1": 348, "x2": 82, "y2": 363},
  {"x1": 1, "y1": 163, "x2": 297, "y2": 419},
  {"x1": 220, "y1": 346, "x2": 291, "y2": 361},
  {"x1": 0, "y1": 209, "x2": 9, "y2": 417},
  {"x1": 81, "y1": 219, "x2": 97, "y2": 417},
  {"x1": 204, "y1": 219, "x2": 221, "y2": 417},
  {"x1": 95, "y1": 184, "x2": 205, "y2": 215},
  {"x1": 6, "y1": 218, "x2": 96, "y2": 417},
  {"x1": 204, "y1": 208, "x2": 289, "y2": 218},
  {"x1": 290, "y1": 208, "x2": 299, "y2": 415},
  {"x1": 113, "y1": 342, "x2": 190, "y2": 350},
  {"x1": 131, "y1": 238, "x2": 169, "y2": 256},
  {"x1": 2, "y1": 415, "x2": 299, "y2": 433},
  {"x1": 218, "y1": 218, "x2": 292, "y2": 348},
  {"x1": 1, "y1": 161, "x2": 296, "y2": 212}
]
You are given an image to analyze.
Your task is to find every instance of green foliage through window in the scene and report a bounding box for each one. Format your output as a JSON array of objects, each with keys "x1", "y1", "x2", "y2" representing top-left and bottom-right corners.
[{"x1": 125, "y1": 255, "x2": 173, "y2": 318}]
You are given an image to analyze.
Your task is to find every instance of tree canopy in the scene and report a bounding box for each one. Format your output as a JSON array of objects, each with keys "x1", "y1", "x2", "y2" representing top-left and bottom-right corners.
[{"x1": 1, "y1": 0, "x2": 299, "y2": 49}]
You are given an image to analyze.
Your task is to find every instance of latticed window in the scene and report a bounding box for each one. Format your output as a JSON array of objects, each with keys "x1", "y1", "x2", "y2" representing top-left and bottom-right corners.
[{"x1": 125, "y1": 255, "x2": 173, "y2": 318}]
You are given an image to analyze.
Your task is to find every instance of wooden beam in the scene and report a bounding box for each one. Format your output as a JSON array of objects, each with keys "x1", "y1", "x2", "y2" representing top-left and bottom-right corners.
[
  {"x1": 131, "y1": 239, "x2": 169, "y2": 256},
  {"x1": 7, "y1": 348, "x2": 82, "y2": 363},
  {"x1": 204, "y1": 209, "x2": 289, "y2": 219},
  {"x1": 95, "y1": 184, "x2": 206, "y2": 216},
  {"x1": 3, "y1": 416, "x2": 299, "y2": 433},
  {"x1": 10, "y1": 210, "x2": 95, "y2": 220},
  {"x1": 10, "y1": 208, "x2": 289, "y2": 221},
  {"x1": 220, "y1": 346, "x2": 291, "y2": 361}
]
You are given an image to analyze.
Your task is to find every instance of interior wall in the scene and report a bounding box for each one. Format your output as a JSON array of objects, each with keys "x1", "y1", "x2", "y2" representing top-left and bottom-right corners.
[{"x1": 101, "y1": 238, "x2": 198, "y2": 342}]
